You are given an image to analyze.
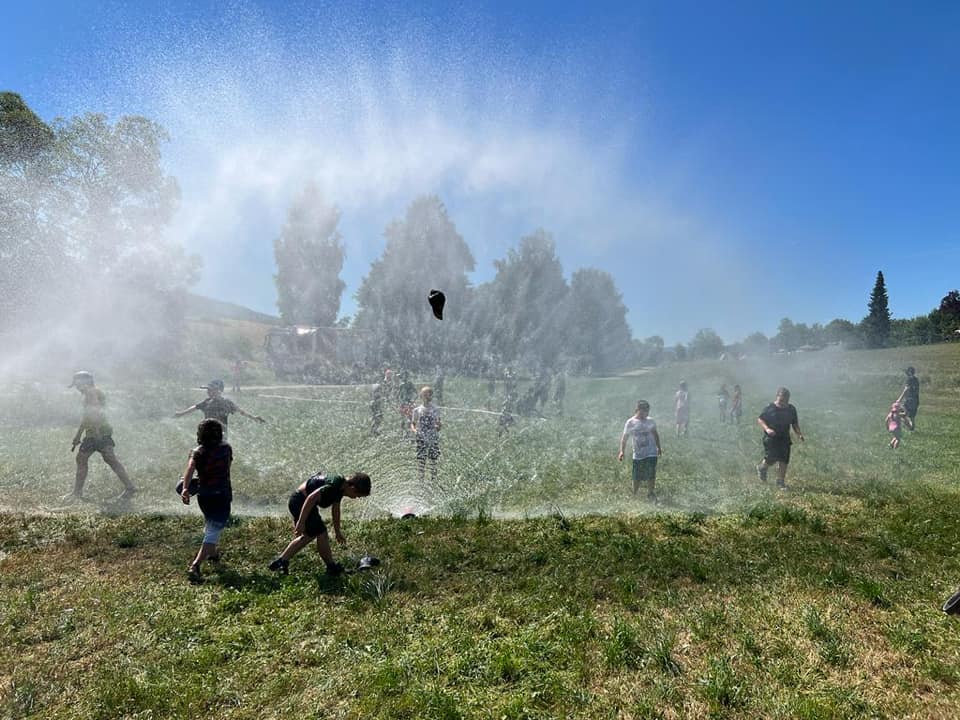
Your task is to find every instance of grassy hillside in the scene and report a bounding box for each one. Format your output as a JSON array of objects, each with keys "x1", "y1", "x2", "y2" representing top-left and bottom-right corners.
[{"x1": 2, "y1": 344, "x2": 960, "y2": 718}]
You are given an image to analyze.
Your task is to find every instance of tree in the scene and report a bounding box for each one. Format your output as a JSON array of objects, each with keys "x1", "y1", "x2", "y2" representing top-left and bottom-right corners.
[
  {"x1": 274, "y1": 183, "x2": 346, "y2": 326},
  {"x1": 0, "y1": 92, "x2": 53, "y2": 164},
  {"x1": 742, "y1": 331, "x2": 769, "y2": 355},
  {"x1": 824, "y1": 318, "x2": 860, "y2": 347},
  {"x1": 937, "y1": 290, "x2": 960, "y2": 338},
  {"x1": 479, "y1": 229, "x2": 568, "y2": 370},
  {"x1": 353, "y1": 196, "x2": 475, "y2": 369},
  {"x1": 1, "y1": 97, "x2": 194, "y2": 372},
  {"x1": 861, "y1": 270, "x2": 891, "y2": 348},
  {"x1": 561, "y1": 268, "x2": 635, "y2": 373},
  {"x1": 688, "y1": 328, "x2": 725, "y2": 360}
]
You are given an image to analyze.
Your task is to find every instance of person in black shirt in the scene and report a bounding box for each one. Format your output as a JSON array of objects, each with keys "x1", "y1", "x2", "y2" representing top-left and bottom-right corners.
[
  {"x1": 268, "y1": 471, "x2": 372, "y2": 575},
  {"x1": 179, "y1": 419, "x2": 233, "y2": 582},
  {"x1": 756, "y1": 387, "x2": 804, "y2": 489},
  {"x1": 900, "y1": 367, "x2": 920, "y2": 429},
  {"x1": 174, "y1": 379, "x2": 266, "y2": 437}
]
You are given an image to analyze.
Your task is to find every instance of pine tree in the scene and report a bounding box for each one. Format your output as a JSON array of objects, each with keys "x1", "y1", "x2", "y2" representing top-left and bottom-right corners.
[
  {"x1": 862, "y1": 270, "x2": 891, "y2": 348},
  {"x1": 273, "y1": 184, "x2": 345, "y2": 326}
]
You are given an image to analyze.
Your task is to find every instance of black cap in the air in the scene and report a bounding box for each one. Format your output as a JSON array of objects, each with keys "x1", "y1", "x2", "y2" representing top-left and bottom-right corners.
[{"x1": 428, "y1": 289, "x2": 445, "y2": 320}]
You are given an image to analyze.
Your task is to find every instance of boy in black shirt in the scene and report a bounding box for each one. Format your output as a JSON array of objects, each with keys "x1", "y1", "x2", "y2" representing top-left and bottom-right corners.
[
  {"x1": 756, "y1": 387, "x2": 804, "y2": 489},
  {"x1": 268, "y1": 471, "x2": 372, "y2": 575},
  {"x1": 174, "y1": 379, "x2": 266, "y2": 437}
]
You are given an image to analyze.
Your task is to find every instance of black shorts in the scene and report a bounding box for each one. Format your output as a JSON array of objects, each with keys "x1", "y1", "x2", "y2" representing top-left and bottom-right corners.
[
  {"x1": 903, "y1": 399, "x2": 919, "y2": 420},
  {"x1": 79, "y1": 435, "x2": 115, "y2": 453},
  {"x1": 198, "y1": 494, "x2": 231, "y2": 525},
  {"x1": 288, "y1": 491, "x2": 326, "y2": 537},
  {"x1": 763, "y1": 436, "x2": 791, "y2": 465},
  {"x1": 416, "y1": 438, "x2": 441, "y2": 461}
]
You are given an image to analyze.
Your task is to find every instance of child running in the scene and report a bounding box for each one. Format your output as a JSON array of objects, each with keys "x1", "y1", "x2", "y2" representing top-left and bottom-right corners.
[
  {"x1": 756, "y1": 387, "x2": 804, "y2": 489},
  {"x1": 268, "y1": 471, "x2": 372, "y2": 576},
  {"x1": 67, "y1": 371, "x2": 136, "y2": 500},
  {"x1": 179, "y1": 419, "x2": 233, "y2": 583},
  {"x1": 618, "y1": 400, "x2": 663, "y2": 500},
  {"x1": 885, "y1": 402, "x2": 912, "y2": 449},
  {"x1": 411, "y1": 386, "x2": 442, "y2": 483}
]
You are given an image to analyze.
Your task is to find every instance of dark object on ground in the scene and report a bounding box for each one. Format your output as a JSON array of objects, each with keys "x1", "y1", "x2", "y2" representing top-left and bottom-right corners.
[
  {"x1": 943, "y1": 589, "x2": 960, "y2": 615},
  {"x1": 326, "y1": 562, "x2": 345, "y2": 576},
  {"x1": 268, "y1": 557, "x2": 289, "y2": 575},
  {"x1": 428, "y1": 289, "x2": 445, "y2": 319},
  {"x1": 175, "y1": 476, "x2": 199, "y2": 496},
  {"x1": 400, "y1": 512, "x2": 417, "y2": 520},
  {"x1": 358, "y1": 555, "x2": 381, "y2": 570}
]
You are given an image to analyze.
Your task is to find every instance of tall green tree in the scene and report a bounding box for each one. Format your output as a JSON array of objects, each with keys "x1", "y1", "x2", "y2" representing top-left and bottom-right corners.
[
  {"x1": 274, "y1": 183, "x2": 346, "y2": 326},
  {"x1": 481, "y1": 229, "x2": 568, "y2": 370},
  {"x1": 353, "y1": 195, "x2": 475, "y2": 369},
  {"x1": 862, "y1": 270, "x2": 891, "y2": 348},
  {"x1": 562, "y1": 268, "x2": 635, "y2": 373}
]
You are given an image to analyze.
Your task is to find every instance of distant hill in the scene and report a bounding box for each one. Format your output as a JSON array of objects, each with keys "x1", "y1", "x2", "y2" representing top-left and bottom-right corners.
[{"x1": 185, "y1": 293, "x2": 281, "y2": 326}]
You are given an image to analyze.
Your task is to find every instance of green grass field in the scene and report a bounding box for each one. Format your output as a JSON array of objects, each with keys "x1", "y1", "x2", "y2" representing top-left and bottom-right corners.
[{"x1": 2, "y1": 344, "x2": 960, "y2": 718}]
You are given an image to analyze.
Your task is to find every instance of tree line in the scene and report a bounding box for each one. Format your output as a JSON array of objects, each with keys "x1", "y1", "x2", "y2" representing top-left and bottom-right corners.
[
  {"x1": 4, "y1": 94, "x2": 956, "y2": 377},
  {"x1": 274, "y1": 188, "x2": 635, "y2": 375}
]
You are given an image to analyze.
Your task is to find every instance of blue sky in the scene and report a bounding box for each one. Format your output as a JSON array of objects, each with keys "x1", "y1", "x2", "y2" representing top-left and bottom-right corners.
[{"x1": 3, "y1": 0, "x2": 958, "y2": 344}]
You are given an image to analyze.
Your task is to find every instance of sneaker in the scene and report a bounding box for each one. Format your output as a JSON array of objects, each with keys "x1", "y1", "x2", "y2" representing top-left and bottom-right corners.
[
  {"x1": 776, "y1": 480, "x2": 786, "y2": 490},
  {"x1": 208, "y1": 553, "x2": 222, "y2": 564},
  {"x1": 325, "y1": 561, "x2": 345, "y2": 577},
  {"x1": 756, "y1": 464, "x2": 768, "y2": 482},
  {"x1": 187, "y1": 565, "x2": 202, "y2": 583},
  {"x1": 119, "y1": 487, "x2": 137, "y2": 500},
  {"x1": 268, "y1": 557, "x2": 289, "y2": 575}
]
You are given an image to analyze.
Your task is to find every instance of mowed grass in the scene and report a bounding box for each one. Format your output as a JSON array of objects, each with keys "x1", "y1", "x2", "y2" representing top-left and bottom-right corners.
[{"x1": 2, "y1": 343, "x2": 960, "y2": 718}]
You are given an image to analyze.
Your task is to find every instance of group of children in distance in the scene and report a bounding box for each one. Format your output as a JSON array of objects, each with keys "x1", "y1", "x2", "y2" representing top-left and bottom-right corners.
[{"x1": 620, "y1": 367, "x2": 921, "y2": 498}]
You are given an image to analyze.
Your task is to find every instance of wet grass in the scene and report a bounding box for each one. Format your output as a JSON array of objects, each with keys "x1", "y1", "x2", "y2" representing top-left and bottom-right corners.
[{"x1": 1, "y1": 343, "x2": 960, "y2": 717}]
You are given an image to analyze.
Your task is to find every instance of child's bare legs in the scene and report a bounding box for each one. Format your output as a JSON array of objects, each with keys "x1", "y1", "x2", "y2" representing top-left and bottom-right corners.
[
  {"x1": 314, "y1": 534, "x2": 335, "y2": 564},
  {"x1": 277, "y1": 533, "x2": 314, "y2": 562},
  {"x1": 775, "y1": 461, "x2": 788, "y2": 488},
  {"x1": 189, "y1": 542, "x2": 218, "y2": 571},
  {"x1": 73, "y1": 448, "x2": 93, "y2": 497},
  {"x1": 100, "y1": 446, "x2": 135, "y2": 493}
]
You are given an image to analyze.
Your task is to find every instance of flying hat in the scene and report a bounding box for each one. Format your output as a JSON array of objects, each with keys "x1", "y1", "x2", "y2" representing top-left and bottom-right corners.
[
  {"x1": 428, "y1": 289, "x2": 445, "y2": 320},
  {"x1": 200, "y1": 379, "x2": 225, "y2": 391},
  {"x1": 68, "y1": 371, "x2": 94, "y2": 388}
]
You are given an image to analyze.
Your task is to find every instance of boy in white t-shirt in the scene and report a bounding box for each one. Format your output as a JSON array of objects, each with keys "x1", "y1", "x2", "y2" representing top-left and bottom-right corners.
[
  {"x1": 618, "y1": 400, "x2": 663, "y2": 499},
  {"x1": 411, "y1": 386, "x2": 442, "y2": 483}
]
